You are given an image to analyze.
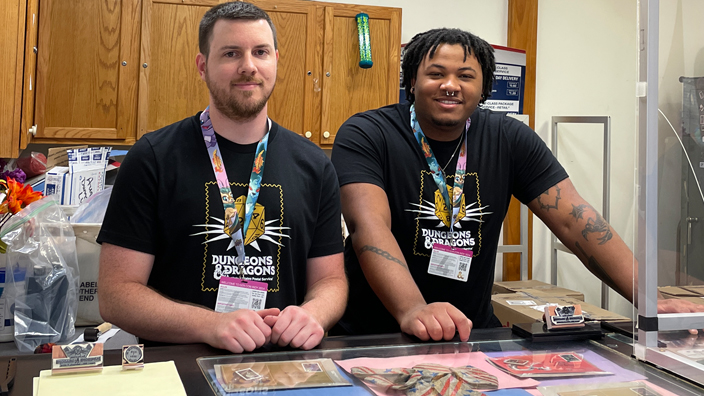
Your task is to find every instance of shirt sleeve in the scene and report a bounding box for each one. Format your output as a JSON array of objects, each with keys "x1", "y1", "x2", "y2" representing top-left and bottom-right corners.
[
  {"x1": 331, "y1": 115, "x2": 386, "y2": 190},
  {"x1": 307, "y1": 160, "x2": 344, "y2": 258},
  {"x1": 506, "y1": 117, "x2": 569, "y2": 204},
  {"x1": 97, "y1": 136, "x2": 159, "y2": 254}
]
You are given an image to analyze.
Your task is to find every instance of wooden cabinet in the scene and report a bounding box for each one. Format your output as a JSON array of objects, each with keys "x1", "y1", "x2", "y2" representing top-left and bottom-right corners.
[
  {"x1": 138, "y1": 0, "x2": 321, "y2": 142},
  {"x1": 139, "y1": 0, "x2": 400, "y2": 147},
  {"x1": 15, "y1": 0, "x2": 400, "y2": 150},
  {"x1": 319, "y1": 4, "x2": 400, "y2": 145},
  {"x1": 0, "y1": 0, "x2": 32, "y2": 158},
  {"x1": 29, "y1": 0, "x2": 142, "y2": 145}
]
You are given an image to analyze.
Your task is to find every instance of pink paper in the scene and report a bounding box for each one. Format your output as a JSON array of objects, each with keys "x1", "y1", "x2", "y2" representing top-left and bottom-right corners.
[{"x1": 335, "y1": 352, "x2": 539, "y2": 395}]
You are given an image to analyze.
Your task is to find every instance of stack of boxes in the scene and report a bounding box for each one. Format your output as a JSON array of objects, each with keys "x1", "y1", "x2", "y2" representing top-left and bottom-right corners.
[
  {"x1": 44, "y1": 147, "x2": 111, "y2": 205},
  {"x1": 491, "y1": 280, "x2": 630, "y2": 327}
]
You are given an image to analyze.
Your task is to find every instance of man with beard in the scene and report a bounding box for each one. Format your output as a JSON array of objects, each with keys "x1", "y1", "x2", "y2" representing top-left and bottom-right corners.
[{"x1": 97, "y1": 2, "x2": 347, "y2": 354}]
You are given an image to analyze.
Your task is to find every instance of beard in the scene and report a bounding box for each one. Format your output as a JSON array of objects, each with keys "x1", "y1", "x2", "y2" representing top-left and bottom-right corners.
[
  {"x1": 430, "y1": 115, "x2": 464, "y2": 128},
  {"x1": 205, "y1": 71, "x2": 274, "y2": 122}
]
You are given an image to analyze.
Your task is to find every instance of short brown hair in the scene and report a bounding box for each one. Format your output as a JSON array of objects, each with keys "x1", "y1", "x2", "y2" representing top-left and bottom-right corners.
[{"x1": 199, "y1": 2, "x2": 278, "y2": 59}]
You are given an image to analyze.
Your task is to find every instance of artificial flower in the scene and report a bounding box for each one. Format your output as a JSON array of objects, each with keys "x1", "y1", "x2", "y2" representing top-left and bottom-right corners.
[{"x1": 0, "y1": 178, "x2": 43, "y2": 215}]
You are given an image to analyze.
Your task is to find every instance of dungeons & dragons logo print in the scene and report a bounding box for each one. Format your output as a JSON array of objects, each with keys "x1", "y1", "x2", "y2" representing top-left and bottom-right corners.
[
  {"x1": 408, "y1": 170, "x2": 492, "y2": 256},
  {"x1": 191, "y1": 182, "x2": 289, "y2": 292}
]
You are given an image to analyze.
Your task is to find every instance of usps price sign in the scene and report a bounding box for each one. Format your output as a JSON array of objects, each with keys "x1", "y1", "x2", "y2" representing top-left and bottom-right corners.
[{"x1": 482, "y1": 46, "x2": 526, "y2": 115}]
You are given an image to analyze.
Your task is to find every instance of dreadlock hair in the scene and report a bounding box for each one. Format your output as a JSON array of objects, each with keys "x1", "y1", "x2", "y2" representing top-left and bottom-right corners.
[
  {"x1": 199, "y1": 2, "x2": 278, "y2": 59},
  {"x1": 402, "y1": 28, "x2": 495, "y2": 105}
]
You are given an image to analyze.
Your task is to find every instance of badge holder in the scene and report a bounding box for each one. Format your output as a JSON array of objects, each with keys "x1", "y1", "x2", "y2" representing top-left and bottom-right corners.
[
  {"x1": 122, "y1": 344, "x2": 145, "y2": 370},
  {"x1": 51, "y1": 343, "x2": 104, "y2": 375}
]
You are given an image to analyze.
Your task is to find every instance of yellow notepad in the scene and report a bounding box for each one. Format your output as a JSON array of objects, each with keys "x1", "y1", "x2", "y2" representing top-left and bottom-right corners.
[{"x1": 35, "y1": 361, "x2": 187, "y2": 396}]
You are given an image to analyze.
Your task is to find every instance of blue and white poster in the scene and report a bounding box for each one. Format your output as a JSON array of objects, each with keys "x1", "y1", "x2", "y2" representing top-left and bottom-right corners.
[{"x1": 482, "y1": 45, "x2": 526, "y2": 114}]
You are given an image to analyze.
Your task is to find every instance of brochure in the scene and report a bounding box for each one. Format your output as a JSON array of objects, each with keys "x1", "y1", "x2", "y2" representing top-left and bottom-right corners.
[
  {"x1": 214, "y1": 358, "x2": 351, "y2": 392},
  {"x1": 486, "y1": 352, "x2": 611, "y2": 378}
]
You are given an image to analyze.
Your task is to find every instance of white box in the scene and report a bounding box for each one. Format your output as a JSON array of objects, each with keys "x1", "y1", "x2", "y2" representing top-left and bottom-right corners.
[{"x1": 44, "y1": 166, "x2": 70, "y2": 204}]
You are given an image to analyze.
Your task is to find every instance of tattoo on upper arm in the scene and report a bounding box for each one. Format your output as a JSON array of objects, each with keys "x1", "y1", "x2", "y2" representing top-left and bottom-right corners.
[
  {"x1": 574, "y1": 241, "x2": 617, "y2": 290},
  {"x1": 536, "y1": 186, "x2": 561, "y2": 211},
  {"x1": 357, "y1": 245, "x2": 407, "y2": 268},
  {"x1": 582, "y1": 212, "x2": 613, "y2": 245},
  {"x1": 570, "y1": 204, "x2": 587, "y2": 220},
  {"x1": 570, "y1": 204, "x2": 613, "y2": 245}
]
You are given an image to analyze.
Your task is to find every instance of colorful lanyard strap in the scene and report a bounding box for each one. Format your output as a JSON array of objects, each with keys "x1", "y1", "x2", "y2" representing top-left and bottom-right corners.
[
  {"x1": 410, "y1": 104, "x2": 471, "y2": 233},
  {"x1": 200, "y1": 107, "x2": 271, "y2": 265}
]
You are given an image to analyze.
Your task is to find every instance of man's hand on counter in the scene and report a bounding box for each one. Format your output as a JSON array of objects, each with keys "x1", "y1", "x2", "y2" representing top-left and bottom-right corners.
[
  {"x1": 208, "y1": 308, "x2": 280, "y2": 353},
  {"x1": 263, "y1": 305, "x2": 325, "y2": 350},
  {"x1": 398, "y1": 302, "x2": 472, "y2": 342},
  {"x1": 658, "y1": 299, "x2": 704, "y2": 335}
]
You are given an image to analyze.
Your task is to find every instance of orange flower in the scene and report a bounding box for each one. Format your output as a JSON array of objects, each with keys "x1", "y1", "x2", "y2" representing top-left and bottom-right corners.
[{"x1": 0, "y1": 178, "x2": 43, "y2": 215}]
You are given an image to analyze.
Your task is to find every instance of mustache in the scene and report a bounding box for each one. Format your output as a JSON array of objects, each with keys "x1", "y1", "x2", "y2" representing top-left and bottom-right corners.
[{"x1": 231, "y1": 77, "x2": 264, "y2": 85}]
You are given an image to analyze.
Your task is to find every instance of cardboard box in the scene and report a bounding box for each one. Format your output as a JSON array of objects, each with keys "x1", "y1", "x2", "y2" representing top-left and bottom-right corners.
[
  {"x1": 491, "y1": 292, "x2": 629, "y2": 328},
  {"x1": 659, "y1": 286, "x2": 704, "y2": 306},
  {"x1": 681, "y1": 285, "x2": 704, "y2": 296},
  {"x1": 492, "y1": 280, "x2": 585, "y2": 301}
]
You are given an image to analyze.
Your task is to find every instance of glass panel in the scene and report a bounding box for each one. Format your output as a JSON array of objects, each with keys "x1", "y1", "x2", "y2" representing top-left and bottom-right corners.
[{"x1": 637, "y1": 0, "x2": 704, "y2": 385}]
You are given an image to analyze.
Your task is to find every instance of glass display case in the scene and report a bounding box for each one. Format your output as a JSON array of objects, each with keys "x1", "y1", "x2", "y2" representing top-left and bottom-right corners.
[
  {"x1": 195, "y1": 331, "x2": 703, "y2": 395},
  {"x1": 635, "y1": 0, "x2": 704, "y2": 384}
]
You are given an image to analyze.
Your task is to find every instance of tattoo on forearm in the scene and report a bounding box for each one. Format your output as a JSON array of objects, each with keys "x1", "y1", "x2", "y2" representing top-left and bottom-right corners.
[
  {"x1": 575, "y1": 241, "x2": 617, "y2": 290},
  {"x1": 536, "y1": 186, "x2": 561, "y2": 211},
  {"x1": 357, "y1": 245, "x2": 407, "y2": 268},
  {"x1": 582, "y1": 212, "x2": 613, "y2": 245}
]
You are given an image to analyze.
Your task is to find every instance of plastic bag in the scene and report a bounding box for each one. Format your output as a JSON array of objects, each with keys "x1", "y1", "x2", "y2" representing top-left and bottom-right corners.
[
  {"x1": 0, "y1": 196, "x2": 80, "y2": 352},
  {"x1": 70, "y1": 186, "x2": 112, "y2": 224}
]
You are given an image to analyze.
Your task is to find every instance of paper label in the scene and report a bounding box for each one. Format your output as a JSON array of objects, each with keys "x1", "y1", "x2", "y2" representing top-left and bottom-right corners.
[
  {"x1": 427, "y1": 243, "x2": 472, "y2": 282},
  {"x1": 506, "y1": 300, "x2": 536, "y2": 306},
  {"x1": 215, "y1": 276, "x2": 268, "y2": 313},
  {"x1": 530, "y1": 303, "x2": 559, "y2": 312}
]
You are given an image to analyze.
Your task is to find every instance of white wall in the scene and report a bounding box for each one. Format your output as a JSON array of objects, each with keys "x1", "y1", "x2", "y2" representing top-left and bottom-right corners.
[
  {"x1": 310, "y1": 0, "x2": 508, "y2": 45},
  {"x1": 533, "y1": 1, "x2": 638, "y2": 318}
]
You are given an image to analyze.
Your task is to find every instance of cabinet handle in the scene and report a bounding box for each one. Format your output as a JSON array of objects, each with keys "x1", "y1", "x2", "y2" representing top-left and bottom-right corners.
[
  {"x1": 29, "y1": 125, "x2": 37, "y2": 136},
  {"x1": 143, "y1": 63, "x2": 148, "y2": 68},
  {"x1": 323, "y1": 131, "x2": 330, "y2": 139},
  {"x1": 325, "y1": 72, "x2": 330, "y2": 77},
  {"x1": 304, "y1": 131, "x2": 312, "y2": 139},
  {"x1": 122, "y1": 61, "x2": 127, "y2": 66}
]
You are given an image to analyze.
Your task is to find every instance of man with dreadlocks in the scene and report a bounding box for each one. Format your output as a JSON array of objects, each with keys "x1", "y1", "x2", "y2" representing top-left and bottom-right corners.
[{"x1": 331, "y1": 27, "x2": 704, "y2": 341}]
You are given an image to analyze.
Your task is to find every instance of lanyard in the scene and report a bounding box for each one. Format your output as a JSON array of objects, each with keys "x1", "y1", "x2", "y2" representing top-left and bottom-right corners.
[
  {"x1": 410, "y1": 105, "x2": 470, "y2": 233},
  {"x1": 200, "y1": 107, "x2": 271, "y2": 265}
]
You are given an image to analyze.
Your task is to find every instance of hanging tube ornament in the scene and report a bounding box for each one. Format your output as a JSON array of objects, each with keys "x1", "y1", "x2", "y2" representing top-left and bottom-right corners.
[{"x1": 356, "y1": 13, "x2": 373, "y2": 69}]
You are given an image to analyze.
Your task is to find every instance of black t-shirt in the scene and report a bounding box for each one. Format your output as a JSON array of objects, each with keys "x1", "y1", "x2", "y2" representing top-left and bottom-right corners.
[
  {"x1": 331, "y1": 102, "x2": 568, "y2": 334},
  {"x1": 98, "y1": 114, "x2": 343, "y2": 311}
]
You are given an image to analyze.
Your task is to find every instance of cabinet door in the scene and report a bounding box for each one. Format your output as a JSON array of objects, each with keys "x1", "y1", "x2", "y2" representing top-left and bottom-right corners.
[
  {"x1": 320, "y1": 5, "x2": 401, "y2": 146},
  {"x1": 139, "y1": 0, "x2": 318, "y2": 140},
  {"x1": 0, "y1": 0, "x2": 26, "y2": 157},
  {"x1": 34, "y1": 0, "x2": 141, "y2": 142}
]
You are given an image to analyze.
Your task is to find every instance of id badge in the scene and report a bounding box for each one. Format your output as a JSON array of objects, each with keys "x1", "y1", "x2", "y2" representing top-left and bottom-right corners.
[
  {"x1": 215, "y1": 276, "x2": 268, "y2": 313},
  {"x1": 428, "y1": 243, "x2": 472, "y2": 282}
]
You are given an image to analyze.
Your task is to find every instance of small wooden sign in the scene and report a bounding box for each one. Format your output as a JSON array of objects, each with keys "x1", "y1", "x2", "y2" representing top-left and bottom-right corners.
[
  {"x1": 52, "y1": 343, "x2": 103, "y2": 375},
  {"x1": 122, "y1": 344, "x2": 145, "y2": 370},
  {"x1": 544, "y1": 304, "x2": 585, "y2": 330}
]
